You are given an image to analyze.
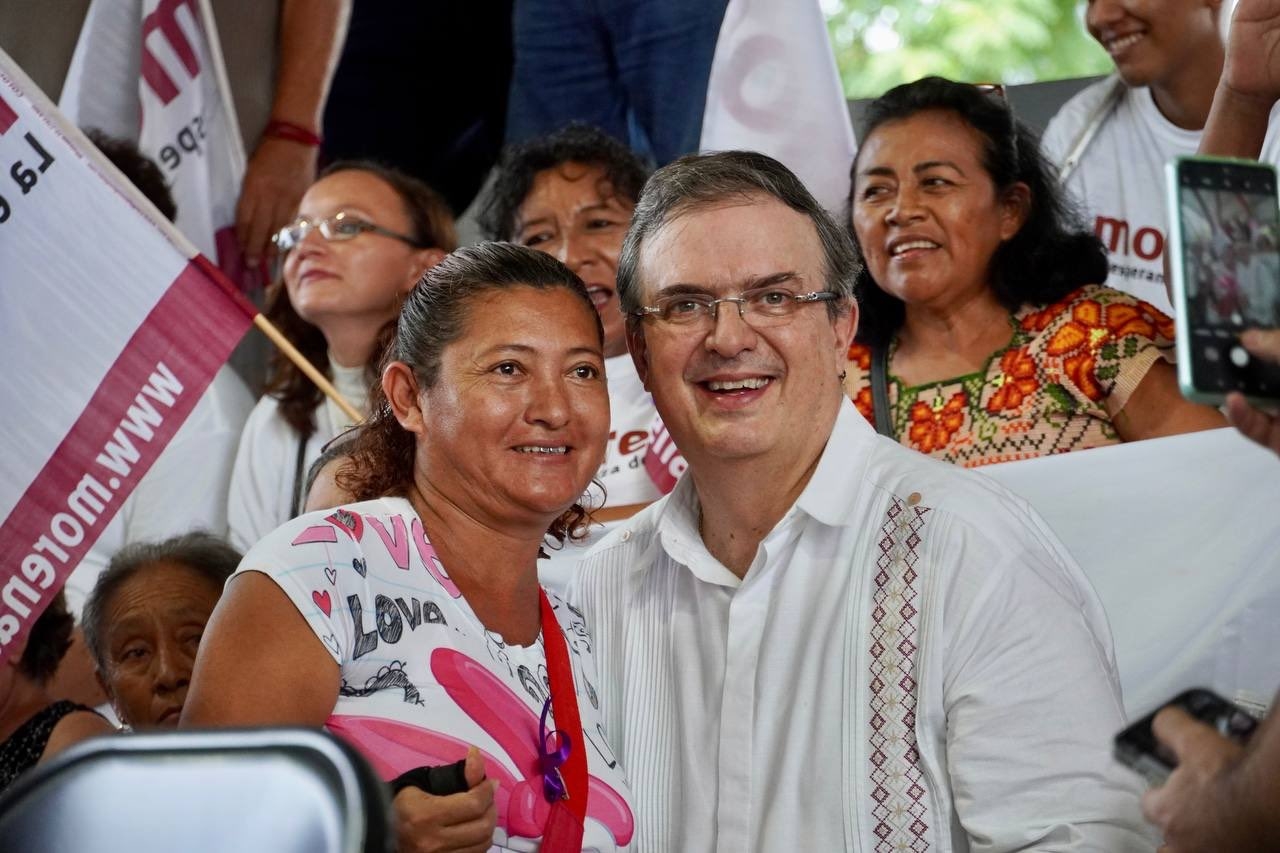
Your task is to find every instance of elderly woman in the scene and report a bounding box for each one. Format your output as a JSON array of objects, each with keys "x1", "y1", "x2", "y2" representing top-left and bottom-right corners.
[
  {"x1": 845, "y1": 77, "x2": 1224, "y2": 467},
  {"x1": 80, "y1": 532, "x2": 239, "y2": 730},
  {"x1": 1, "y1": 593, "x2": 113, "y2": 792},
  {"x1": 185, "y1": 244, "x2": 635, "y2": 852},
  {"x1": 227, "y1": 162, "x2": 456, "y2": 551},
  {"x1": 481, "y1": 124, "x2": 668, "y2": 512}
]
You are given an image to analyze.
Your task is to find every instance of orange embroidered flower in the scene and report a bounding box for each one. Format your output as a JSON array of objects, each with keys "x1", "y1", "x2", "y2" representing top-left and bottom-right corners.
[
  {"x1": 986, "y1": 347, "x2": 1039, "y2": 413},
  {"x1": 1105, "y1": 302, "x2": 1154, "y2": 340},
  {"x1": 847, "y1": 341, "x2": 872, "y2": 370},
  {"x1": 853, "y1": 386, "x2": 875, "y2": 422},
  {"x1": 907, "y1": 391, "x2": 967, "y2": 453},
  {"x1": 1020, "y1": 287, "x2": 1086, "y2": 333},
  {"x1": 1133, "y1": 299, "x2": 1175, "y2": 340},
  {"x1": 1045, "y1": 298, "x2": 1110, "y2": 401}
]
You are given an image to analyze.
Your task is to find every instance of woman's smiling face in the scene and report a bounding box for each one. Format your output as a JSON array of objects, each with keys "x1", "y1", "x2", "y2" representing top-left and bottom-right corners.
[
  {"x1": 852, "y1": 109, "x2": 1027, "y2": 313},
  {"x1": 514, "y1": 163, "x2": 635, "y2": 358}
]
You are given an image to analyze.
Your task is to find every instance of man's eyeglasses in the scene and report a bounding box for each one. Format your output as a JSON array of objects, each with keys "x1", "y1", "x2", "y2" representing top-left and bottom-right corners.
[
  {"x1": 272, "y1": 211, "x2": 425, "y2": 253},
  {"x1": 630, "y1": 286, "x2": 840, "y2": 329}
]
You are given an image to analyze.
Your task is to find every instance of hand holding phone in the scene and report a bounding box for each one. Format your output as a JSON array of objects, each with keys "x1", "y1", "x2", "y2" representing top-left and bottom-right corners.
[{"x1": 1114, "y1": 687, "x2": 1259, "y2": 786}]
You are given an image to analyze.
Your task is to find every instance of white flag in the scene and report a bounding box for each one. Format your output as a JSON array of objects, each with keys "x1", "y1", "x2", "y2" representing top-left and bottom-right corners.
[
  {"x1": 0, "y1": 48, "x2": 253, "y2": 662},
  {"x1": 60, "y1": 0, "x2": 255, "y2": 291},
  {"x1": 700, "y1": 0, "x2": 857, "y2": 214}
]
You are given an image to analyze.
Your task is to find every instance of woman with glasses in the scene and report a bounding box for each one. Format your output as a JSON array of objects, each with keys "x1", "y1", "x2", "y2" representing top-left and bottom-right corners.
[
  {"x1": 186, "y1": 244, "x2": 635, "y2": 852},
  {"x1": 845, "y1": 76, "x2": 1222, "y2": 467},
  {"x1": 226, "y1": 162, "x2": 456, "y2": 551}
]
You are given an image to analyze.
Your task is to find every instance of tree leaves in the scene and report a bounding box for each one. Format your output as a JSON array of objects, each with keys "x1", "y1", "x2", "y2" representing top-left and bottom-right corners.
[{"x1": 826, "y1": 0, "x2": 1112, "y2": 98}]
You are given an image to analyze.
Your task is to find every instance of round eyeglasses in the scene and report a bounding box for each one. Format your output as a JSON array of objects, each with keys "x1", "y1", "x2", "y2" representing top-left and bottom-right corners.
[
  {"x1": 272, "y1": 211, "x2": 426, "y2": 253},
  {"x1": 629, "y1": 286, "x2": 840, "y2": 329}
]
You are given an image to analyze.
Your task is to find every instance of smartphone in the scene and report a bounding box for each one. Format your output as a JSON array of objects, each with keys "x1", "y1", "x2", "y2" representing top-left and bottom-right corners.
[
  {"x1": 1114, "y1": 687, "x2": 1260, "y2": 786},
  {"x1": 1166, "y1": 155, "x2": 1280, "y2": 404}
]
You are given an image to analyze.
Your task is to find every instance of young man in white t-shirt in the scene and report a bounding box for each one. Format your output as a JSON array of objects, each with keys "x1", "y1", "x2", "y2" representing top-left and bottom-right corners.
[{"x1": 1042, "y1": 0, "x2": 1280, "y2": 314}]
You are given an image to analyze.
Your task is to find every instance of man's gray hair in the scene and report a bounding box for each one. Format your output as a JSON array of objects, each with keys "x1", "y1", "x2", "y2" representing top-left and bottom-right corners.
[{"x1": 616, "y1": 150, "x2": 862, "y2": 318}]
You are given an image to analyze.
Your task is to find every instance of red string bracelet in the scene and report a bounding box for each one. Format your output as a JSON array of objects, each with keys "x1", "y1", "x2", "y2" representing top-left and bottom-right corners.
[{"x1": 262, "y1": 119, "x2": 323, "y2": 147}]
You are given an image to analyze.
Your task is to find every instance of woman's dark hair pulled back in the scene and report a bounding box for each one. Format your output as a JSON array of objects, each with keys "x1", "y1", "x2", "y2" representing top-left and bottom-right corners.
[
  {"x1": 848, "y1": 76, "x2": 1108, "y2": 347},
  {"x1": 338, "y1": 242, "x2": 603, "y2": 546}
]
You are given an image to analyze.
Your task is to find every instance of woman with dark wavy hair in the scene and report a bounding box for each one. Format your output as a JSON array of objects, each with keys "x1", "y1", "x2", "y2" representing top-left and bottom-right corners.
[
  {"x1": 187, "y1": 243, "x2": 636, "y2": 852},
  {"x1": 227, "y1": 161, "x2": 456, "y2": 551},
  {"x1": 845, "y1": 76, "x2": 1222, "y2": 467}
]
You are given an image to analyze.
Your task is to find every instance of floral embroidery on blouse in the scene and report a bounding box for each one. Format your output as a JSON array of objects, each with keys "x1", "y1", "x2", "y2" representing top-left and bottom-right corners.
[{"x1": 844, "y1": 284, "x2": 1175, "y2": 468}]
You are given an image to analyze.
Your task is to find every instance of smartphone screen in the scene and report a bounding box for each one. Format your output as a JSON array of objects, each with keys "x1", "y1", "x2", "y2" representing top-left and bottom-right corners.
[{"x1": 1168, "y1": 157, "x2": 1280, "y2": 403}]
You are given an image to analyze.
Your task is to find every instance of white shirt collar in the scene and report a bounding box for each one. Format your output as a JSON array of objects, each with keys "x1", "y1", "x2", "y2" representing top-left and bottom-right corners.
[
  {"x1": 793, "y1": 398, "x2": 877, "y2": 528},
  {"x1": 655, "y1": 398, "x2": 877, "y2": 586}
]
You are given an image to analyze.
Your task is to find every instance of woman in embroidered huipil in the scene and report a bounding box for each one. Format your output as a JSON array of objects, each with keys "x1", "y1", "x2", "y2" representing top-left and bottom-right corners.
[
  {"x1": 845, "y1": 76, "x2": 1224, "y2": 468},
  {"x1": 186, "y1": 244, "x2": 635, "y2": 852}
]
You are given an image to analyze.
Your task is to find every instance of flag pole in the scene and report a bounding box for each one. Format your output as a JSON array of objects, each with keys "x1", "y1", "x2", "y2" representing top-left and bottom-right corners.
[
  {"x1": 251, "y1": 314, "x2": 364, "y2": 424},
  {"x1": 194, "y1": 1, "x2": 361, "y2": 422},
  {"x1": 188, "y1": 255, "x2": 364, "y2": 425}
]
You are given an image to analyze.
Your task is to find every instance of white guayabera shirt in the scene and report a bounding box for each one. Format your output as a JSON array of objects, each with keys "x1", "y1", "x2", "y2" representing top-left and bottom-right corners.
[{"x1": 570, "y1": 401, "x2": 1156, "y2": 853}]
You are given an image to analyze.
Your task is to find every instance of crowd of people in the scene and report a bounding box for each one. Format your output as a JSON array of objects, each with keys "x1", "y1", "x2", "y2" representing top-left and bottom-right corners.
[{"x1": 2, "y1": 0, "x2": 1280, "y2": 851}]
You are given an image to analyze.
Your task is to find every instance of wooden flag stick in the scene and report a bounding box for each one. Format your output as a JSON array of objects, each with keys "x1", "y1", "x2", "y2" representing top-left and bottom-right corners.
[{"x1": 252, "y1": 314, "x2": 364, "y2": 425}]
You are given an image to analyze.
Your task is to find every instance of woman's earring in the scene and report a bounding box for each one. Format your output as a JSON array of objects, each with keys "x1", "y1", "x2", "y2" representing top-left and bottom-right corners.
[{"x1": 838, "y1": 369, "x2": 848, "y2": 382}]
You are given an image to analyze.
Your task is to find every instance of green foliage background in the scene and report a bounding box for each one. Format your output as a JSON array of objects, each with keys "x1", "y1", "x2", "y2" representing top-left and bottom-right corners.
[{"x1": 824, "y1": 0, "x2": 1112, "y2": 99}]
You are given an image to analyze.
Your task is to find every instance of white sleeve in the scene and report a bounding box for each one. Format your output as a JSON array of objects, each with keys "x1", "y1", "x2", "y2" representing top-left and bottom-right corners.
[
  {"x1": 130, "y1": 367, "x2": 252, "y2": 541},
  {"x1": 227, "y1": 396, "x2": 296, "y2": 553},
  {"x1": 935, "y1": 510, "x2": 1155, "y2": 852}
]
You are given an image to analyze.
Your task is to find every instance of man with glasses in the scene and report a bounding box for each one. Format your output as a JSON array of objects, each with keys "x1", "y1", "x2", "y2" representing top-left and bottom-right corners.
[{"x1": 569, "y1": 151, "x2": 1152, "y2": 851}]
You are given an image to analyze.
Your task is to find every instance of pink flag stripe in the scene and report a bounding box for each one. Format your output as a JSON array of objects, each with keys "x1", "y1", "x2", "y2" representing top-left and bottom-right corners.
[
  {"x1": 141, "y1": 0, "x2": 202, "y2": 105},
  {"x1": 0, "y1": 92, "x2": 15, "y2": 134},
  {"x1": 0, "y1": 261, "x2": 252, "y2": 657}
]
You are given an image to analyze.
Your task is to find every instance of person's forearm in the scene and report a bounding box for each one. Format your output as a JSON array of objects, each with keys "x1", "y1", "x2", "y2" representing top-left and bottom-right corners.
[
  {"x1": 1199, "y1": 82, "x2": 1275, "y2": 160},
  {"x1": 1229, "y1": 697, "x2": 1280, "y2": 844},
  {"x1": 268, "y1": 0, "x2": 350, "y2": 132}
]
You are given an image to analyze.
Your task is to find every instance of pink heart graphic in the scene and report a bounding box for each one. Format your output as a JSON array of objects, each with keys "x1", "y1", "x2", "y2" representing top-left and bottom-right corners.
[{"x1": 312, "y1": 590, "x2": 332, "y2": 617}]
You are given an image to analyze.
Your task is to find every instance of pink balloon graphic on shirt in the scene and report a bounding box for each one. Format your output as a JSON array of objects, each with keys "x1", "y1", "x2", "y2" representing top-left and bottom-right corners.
[
  {"x1": 326, "y1": 715, "x2": 522, "y2": 819},
  {"x1": 432, "y1": 648, "x2": 634, "y2": 845},
  {"x1": 328, "y1": 650, "x2": 634, "y2": 845}
]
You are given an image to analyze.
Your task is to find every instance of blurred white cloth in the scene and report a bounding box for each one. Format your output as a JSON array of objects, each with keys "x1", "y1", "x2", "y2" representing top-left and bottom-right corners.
[
  {"x1": 983, "y1": 426, "x2": 1280, "y2": 717},
  {"x1": 63, "y1": 364, "x2": 253, "y2": 615},
  {"x1": 700, "y1": 0, "x2": 856, "y2": 214}
]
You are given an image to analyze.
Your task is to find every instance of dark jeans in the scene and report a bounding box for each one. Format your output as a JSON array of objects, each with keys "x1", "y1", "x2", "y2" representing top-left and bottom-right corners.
[{"x1": 506, "y1": 0, "x2": 729, "y2": 165}]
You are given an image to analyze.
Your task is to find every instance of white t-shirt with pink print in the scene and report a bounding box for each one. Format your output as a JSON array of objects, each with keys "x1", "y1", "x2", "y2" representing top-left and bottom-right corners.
[{"x1": 237, "y1": 496, "x2": 636, "y2": 852}]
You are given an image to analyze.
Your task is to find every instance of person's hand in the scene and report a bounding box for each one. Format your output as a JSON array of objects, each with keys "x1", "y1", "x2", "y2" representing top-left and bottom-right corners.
[
  {"x1": 234, "y1": 136, "x2": 318, "y2": 268},
  {"x1": 392, "y1": 747, "x2": 498, "y2": 853},
  {"x1": 1225, "y1": 329, "x2": 1280, "y2": 457},
  {"x1": 1141, "y1": 707, "x2": 1249, "y2": 852},
  {"x1": 1222, "y1": 0, "x2": 1280, "y2": 104}
]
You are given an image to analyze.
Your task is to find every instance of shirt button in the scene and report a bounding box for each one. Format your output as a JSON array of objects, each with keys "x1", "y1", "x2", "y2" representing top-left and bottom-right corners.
[{"x1": 620, "y1": 529, "x2": 632, "y2": 542}]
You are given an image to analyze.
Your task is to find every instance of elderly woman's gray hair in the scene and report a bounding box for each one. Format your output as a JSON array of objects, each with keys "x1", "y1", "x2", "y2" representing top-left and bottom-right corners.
[{"x1": 82, "y1": 532, "x2": 240, "y2": 673}]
